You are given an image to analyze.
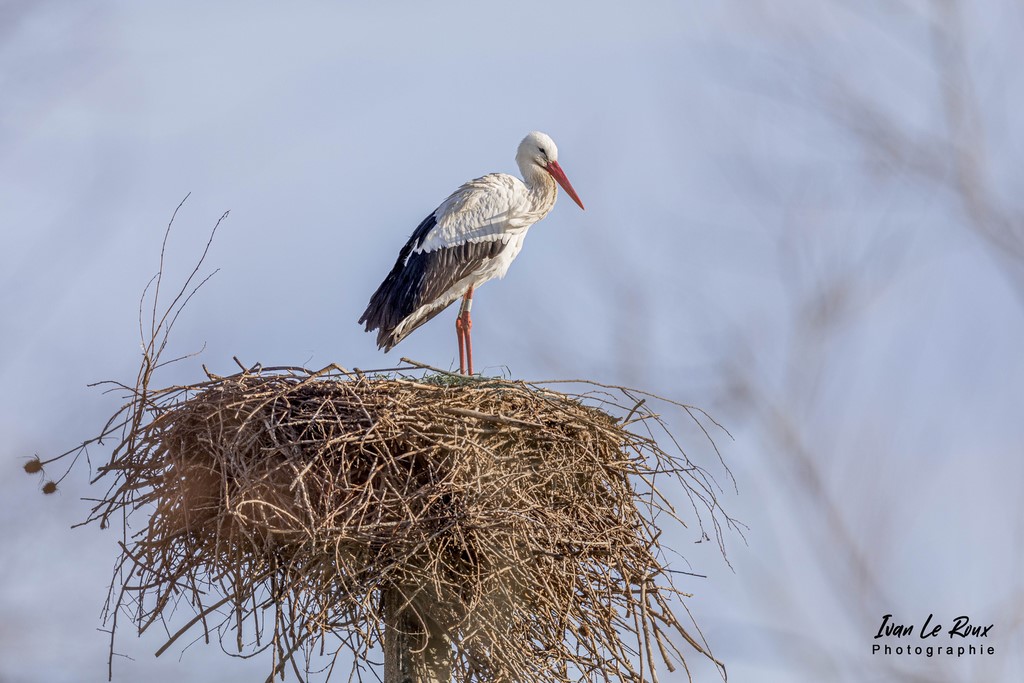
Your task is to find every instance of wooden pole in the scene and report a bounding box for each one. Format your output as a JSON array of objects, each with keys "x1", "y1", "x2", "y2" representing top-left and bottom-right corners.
[{"x1": 383, "y1": 587, "x2": 452, "y2": 683}]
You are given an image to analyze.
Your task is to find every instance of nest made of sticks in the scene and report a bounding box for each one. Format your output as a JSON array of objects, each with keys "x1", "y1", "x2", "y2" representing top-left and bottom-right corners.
[{"x1": 43, "y1": 359, "x2": 737, "y2": 683}]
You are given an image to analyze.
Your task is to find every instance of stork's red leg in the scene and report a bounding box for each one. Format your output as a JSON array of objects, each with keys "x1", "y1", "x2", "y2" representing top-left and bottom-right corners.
[
  {"x1": 463, "y1": 308, "x2": 474, "y2": 376},
  {"x1": 456, "y1": 315, "x2": 466, "y2": 375},
  {"x1": 459, "y1": 286, "x2": 475, "y2": 375}
]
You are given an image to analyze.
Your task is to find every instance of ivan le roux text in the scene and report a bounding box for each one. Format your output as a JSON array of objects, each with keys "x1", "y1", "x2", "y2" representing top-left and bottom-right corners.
[{"x1": 872, "y1": 614, "x2": 995, "y2": 658}]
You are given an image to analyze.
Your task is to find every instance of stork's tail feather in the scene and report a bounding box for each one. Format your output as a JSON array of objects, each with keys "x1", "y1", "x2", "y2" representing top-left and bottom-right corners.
[
  {"x1": 360, "y1": 295, "x2": 449, "y2": 352},
  {"x1": 358, "y1": 299, "x2": 397, "y2": 351}
]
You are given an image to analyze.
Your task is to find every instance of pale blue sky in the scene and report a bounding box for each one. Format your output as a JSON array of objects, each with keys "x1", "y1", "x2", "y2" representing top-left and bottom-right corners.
[{"x1": 2, "y1": 2, "x2": 1021, "y2": 681}]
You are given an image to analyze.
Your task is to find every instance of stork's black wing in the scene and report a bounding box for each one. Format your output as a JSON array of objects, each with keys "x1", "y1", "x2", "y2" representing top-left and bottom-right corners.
[{"x1": 359, "y1": 212, "x2": 508, "y2": 351}]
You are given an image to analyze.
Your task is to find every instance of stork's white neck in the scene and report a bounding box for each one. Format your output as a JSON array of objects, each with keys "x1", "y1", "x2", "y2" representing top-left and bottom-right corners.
[{"x1": 521, "y1": 165, "x2": 558, "y2": 220}]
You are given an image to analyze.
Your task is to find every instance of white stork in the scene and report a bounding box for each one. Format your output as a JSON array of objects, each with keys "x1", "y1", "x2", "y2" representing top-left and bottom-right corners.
[{"x1": 359, "y1": 131, "x2": 585, "y2": 374}]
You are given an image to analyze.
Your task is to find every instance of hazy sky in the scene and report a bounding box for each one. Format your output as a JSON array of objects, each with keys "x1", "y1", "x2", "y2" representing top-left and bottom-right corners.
[{"x1": 3, "y1": 2, "x2": 1022, "y2": 682}]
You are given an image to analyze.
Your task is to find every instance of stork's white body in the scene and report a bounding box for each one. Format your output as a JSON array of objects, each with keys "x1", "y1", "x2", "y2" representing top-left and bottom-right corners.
[
  {"x1": 359, "y1": 132, "x2": 584, "y2": 370},
  {"x1": 387, "y1": 172, "x2": 553, "y2": 343}
]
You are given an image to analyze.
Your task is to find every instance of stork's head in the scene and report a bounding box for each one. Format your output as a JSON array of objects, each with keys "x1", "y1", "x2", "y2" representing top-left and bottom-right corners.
[{"x1": 516, "y1": 131, "x2": 585, "y2": 210}]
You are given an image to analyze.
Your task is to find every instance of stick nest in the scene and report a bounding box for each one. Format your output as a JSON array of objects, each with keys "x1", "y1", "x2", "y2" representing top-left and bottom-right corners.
[{"x1": 65, "y1": 362, "x2": 735, "y2": 683}]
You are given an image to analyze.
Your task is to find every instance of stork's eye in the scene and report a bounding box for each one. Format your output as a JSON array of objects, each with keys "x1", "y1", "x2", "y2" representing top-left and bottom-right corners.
[{"x1": 539, "y1": 147, "x2": 547, "y2": 156}]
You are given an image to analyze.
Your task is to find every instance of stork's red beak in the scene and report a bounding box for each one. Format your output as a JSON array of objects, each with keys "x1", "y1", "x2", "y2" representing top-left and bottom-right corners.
[{"x1": 545, "y1": 160, "x2": 585, "y2": 210}]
